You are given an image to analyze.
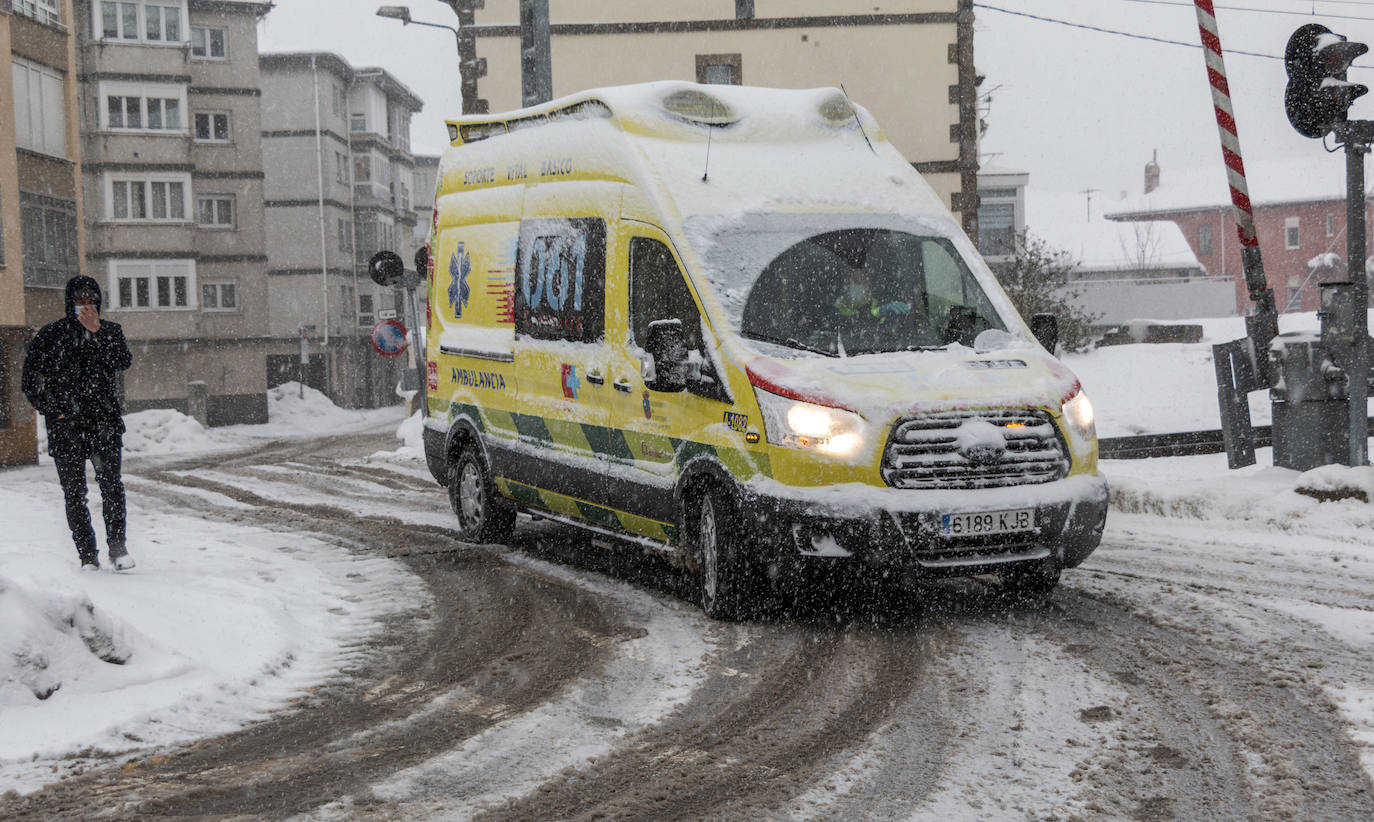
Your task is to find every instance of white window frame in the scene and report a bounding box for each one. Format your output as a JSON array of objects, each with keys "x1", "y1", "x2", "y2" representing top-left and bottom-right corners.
[
  {"x1": 94, "y1": 1, "x2": 187, "y2": 45},
  {"x1": 104, "y1": 172, "x2": 191, "y2": 222},
  {"x1": 189, "y1": 25, "x2": 227, "y2": 59},
  {"x1": 193, "y1": 110, "x2": 231, "y2": 142},
  {"x1": 11, "y1": 57, "x2": 67, "y2": 158},
  {"x1": 15, "y1": 0, "x2": 63, "y2": 28},
  {"x1": 1285, "y1": 217, "x2": 1300, "y2": 250},
  {"x1": 196, "y1": 194, "x2": 235, "y2": 229},
  {"x1": 109, "y1": 258, "x2": 196, "y2": 311},
  {"x1": 200, "y1": 280, "x2": 238, "y2": 312},
  {"x1": 97, "y1": 80, "x2": 186, "y2": 133}
]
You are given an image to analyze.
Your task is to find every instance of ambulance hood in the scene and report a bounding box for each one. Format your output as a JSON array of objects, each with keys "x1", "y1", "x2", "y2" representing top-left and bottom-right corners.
[{"x1": 744, "y1": 341, "x2": 1084, "y2": 424}]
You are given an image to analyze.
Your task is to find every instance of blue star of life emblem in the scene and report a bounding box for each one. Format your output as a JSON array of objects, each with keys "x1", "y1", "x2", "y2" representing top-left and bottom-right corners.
[{"x1": 448, "y1": 243, "x2": 471, "y2": 319}]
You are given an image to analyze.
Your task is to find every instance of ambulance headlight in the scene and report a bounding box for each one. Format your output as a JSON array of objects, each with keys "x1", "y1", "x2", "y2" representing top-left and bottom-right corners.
[
  {"x1": 1061, "y1": 388, "x2": 1096, "y2": 442},
  {"x1": 754, "y1": 387, "x2": 868, "y2": 460}
]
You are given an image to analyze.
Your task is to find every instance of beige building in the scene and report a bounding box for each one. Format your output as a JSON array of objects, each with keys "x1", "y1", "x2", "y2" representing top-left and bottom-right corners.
[
  {"x1": 260, "y1": 53, "x2": 423, "y2": 408},
  {"x1": 75, "y1": 0, "x2": 274, "y2": 425},
  {"x1": 2, "y1": 0, "x2": 84, "y2": 466},
  {"x1": 457, "y1": 0, "x2": 980, "y2": 234}
]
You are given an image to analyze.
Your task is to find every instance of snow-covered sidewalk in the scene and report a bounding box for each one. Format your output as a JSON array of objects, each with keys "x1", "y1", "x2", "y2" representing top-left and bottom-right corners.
[{"x1": 0, "y1": 385, "x2": 423, "y2": 796}]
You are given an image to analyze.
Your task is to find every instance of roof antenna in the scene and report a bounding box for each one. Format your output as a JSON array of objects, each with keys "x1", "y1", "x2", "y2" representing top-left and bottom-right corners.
[
  {"x1": 702, "y1": 125, "x2": 712, "y2": 182},
  {"x1": 841, "y1": 84, "x2": 875, "y2": 154}
]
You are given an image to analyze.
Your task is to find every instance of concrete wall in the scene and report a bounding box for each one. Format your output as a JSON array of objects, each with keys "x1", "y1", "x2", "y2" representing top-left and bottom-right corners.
[{"x1": 1066, "y1": 277, "x2": 1237, "y2": 326}]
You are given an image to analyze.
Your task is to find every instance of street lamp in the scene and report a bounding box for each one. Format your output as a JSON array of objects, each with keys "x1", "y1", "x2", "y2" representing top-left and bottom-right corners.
[{"x1": 376, "y1": 5, "x2": 457, "y2": 39}]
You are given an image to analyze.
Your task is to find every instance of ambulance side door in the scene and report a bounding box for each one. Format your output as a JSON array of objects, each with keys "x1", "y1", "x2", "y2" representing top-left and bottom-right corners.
[
  {"x1": 508, "y1": 214, "x2": 611, "y2": 504},
  {"x1": 605, "y1": 222, "x2": 731, "y2": 530}
]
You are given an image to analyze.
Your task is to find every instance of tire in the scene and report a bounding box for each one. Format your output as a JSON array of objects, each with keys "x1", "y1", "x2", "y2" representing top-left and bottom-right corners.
[
  {"x1": 691, "y1": 486, "x2": 750, "y2": 620},
  {"x1": 447, "y1": 443, "x2": 516, "y2": 544},
  {"x1": 1000, "y1": 562, "x2": 1061, "y2": 602}
]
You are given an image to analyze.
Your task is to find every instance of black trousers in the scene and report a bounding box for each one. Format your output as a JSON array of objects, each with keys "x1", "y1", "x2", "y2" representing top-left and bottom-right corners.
[{"x1": 52, "y1": 431, "x2": 126, "y2": 564}]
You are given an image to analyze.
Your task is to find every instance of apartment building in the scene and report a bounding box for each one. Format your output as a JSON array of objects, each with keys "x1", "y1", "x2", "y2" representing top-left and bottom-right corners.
[
  {"x1": 455, "y1": 0, "x2": 980, "y2": 235},
  {"x1": 259, "y1": 52, "x2": 423, "y2": 408},
  {"x1": 2, "y1": 0, "x2": 83, "y2": 465},
  {"x1": 75, "y1": 0, "x2": 273, "y2": 425}
]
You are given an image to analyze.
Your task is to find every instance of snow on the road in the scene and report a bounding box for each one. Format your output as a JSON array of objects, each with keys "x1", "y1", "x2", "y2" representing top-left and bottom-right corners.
[
  {"x1": 4, "y1": 311, "x2": 1374, "y2": 801},
  {"x1": 0, "y1": 385, "x2": 424, "y2": 795}
]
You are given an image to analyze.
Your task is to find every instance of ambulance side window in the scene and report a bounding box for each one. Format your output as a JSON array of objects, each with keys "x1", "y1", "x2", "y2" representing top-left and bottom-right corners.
[
  {"x1": 629, "y1": 237, "x2": 702, "y2": 351},
  {"x1": 514, "y1": 217, "x2": 607, "y2": 343}
]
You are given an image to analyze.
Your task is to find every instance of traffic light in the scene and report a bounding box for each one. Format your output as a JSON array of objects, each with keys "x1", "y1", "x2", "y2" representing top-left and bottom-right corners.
[{"x1": 1286, "y1": 24, "x2": 1369, "y2": 139}]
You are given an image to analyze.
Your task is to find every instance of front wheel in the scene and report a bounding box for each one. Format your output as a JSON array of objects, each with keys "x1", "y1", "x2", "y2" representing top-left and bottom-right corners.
[
  {"x1": 448, "y1": 444, "x2": 516, "y2": 544},
  {"x1": 691, "y1": 487, "x2": 750, "y2": 620}
]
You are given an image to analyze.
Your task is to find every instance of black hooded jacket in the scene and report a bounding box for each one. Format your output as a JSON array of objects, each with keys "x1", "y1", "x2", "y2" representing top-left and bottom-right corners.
[{"x1": 22, "y1": 275, "x2": 132, "y2": 438}]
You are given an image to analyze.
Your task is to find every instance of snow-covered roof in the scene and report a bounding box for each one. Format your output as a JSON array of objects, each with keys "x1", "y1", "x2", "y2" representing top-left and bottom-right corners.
[
  {"x1": 1026, "y1": 189, "x2": 1202, "y2": 274},
  {"x1": 1104, "y1": 154, "x2": 1351, "y2": 218}
]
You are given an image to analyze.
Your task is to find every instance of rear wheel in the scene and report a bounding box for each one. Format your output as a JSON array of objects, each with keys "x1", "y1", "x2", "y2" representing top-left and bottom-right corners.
[
  {"x1": 691, "y1": 486, "x2": 750, "y2": 620},
  {"x1": 448, "y1": 444, "x2": 516, "y2": 544}
]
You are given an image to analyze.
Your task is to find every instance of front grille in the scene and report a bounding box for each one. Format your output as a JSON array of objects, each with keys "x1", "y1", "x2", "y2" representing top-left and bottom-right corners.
[{"x1": 882, "y1": 409, "x2": 1067, "y2": 490}]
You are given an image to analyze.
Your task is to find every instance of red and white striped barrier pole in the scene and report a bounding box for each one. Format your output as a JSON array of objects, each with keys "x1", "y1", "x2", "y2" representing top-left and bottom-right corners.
[{"x1": 1195, "y1": 0, "x2": 1278, "y2": 359}]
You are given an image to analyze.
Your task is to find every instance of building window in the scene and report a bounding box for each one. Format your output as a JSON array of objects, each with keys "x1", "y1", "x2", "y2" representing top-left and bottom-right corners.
[
  {"x1": 201, "y1": 281, "x2": 238, "y2": 312},
  {"x1": 1198, "y1": 222, "x2": 1213, "y2": 255},
  {"x1": 735, "y1": 0, "x2": 754, "y2": 19},
  {"x1": 337, "y1": 218, "x2": 352, "y2": 252},
  {"x1": 335, "y1": 151, "x2": 349, "y2": 184},
  {"x1": 106, "y1": 174, "x2": 189, "y2": 222},
  {"x1": 11, "y1": 57, "x2": 66, "y2": 158},
  {"x1": 353, "y1": 153, "x2": 371, "y2": 182},
  {"x1": 976, "y1": 201, "x2": 1016, "y2": 258},
  {"x1": 1326, "y1": 213, "x2": 1337, "y2": 238},
  {"x1": 193, "y1": 111, "x2": 230, "y2": 142},
  {"x1": 110, "y1": 259, "x2": 195, "y2": 310},
  {"x1": 20, "y1": 192, "x2": 78, "y2": 287},
  {"x1": 358, "y1": 293, "x2": 374, "y2": 327},
  {"x1": 196, "y1": 195, "x2": 235, "y2": 228},
  {"x1": 331, "y1": 83, "x2": 346, "y2": 117},
  {"x1": 189, "y1": 25, "x2": 226, "y2": 58},
  {"x1": 97, "y1": 1, "x2": 186, "y2": 44},
  {"x1": 1285, "y1": 217, "x2": 1300, "y2": 250},
  {"x1": 15, "y1": 0, "x2": 62, "y2": 27},
  {"x1": 696, "y1": 53, "x2": 742, "y2": 85},
  {"x1": 143, "y1": 1, "x2": 181, "y2": 41},
  {"x1": 350, "y1": 112, "x2": 366, "y2": 133},
  {"x1": 100, "y1": 81, "x2": 185, "y2": 132}
]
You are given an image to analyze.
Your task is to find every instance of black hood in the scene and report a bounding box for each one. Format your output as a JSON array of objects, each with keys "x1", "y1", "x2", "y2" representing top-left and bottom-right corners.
[{"x1": 65, "y1": 275, "x2": 103, "y2": 319}]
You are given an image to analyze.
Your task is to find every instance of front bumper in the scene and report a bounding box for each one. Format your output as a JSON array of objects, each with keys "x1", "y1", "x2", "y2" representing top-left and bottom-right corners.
[{"x1": 736, "y1": 474, "x2": 1108, "y2": 577}]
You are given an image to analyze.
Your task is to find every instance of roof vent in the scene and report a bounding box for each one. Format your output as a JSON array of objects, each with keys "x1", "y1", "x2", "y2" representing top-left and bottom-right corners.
[
  {"x1": 662, "y1": 88, "x2": 737, "y2": 126},
  {"x1": 818, "y1": 92, "x2": 855, "y2": 124}
]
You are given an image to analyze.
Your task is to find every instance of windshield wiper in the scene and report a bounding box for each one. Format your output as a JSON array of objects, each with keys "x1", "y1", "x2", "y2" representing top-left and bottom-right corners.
[{"x1": 743, "y1": 331, "x2": 838, "y2": 357}]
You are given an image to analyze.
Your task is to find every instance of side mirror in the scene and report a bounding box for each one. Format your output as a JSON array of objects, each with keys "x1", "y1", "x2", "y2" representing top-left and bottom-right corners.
[
  {"x1": 1031, "y1": 313, "x2": 1059, "y2": 353},
  {"x1": 369, "y1": 250, "x2": 405, "y2": 287},
  {"x1": 414, "y1": 246, "x2": 430, "y2": 281},
  {"x1": 645, "y1": 319, "x2": 688, "y2": 393}
]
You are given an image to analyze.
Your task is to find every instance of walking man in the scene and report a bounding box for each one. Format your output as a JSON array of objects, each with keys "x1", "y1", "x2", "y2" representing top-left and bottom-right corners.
[{"x1": 22, "y1": 275, "x2": 135, "y2": 571}]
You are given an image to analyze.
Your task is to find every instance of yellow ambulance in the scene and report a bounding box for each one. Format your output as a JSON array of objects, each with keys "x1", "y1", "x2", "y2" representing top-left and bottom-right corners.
[{"x1": 419, "y1": 82, "x2": 1106, "y2": 618}]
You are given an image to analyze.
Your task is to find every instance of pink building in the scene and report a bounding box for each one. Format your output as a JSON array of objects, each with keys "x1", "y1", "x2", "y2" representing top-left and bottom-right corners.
[{"x1": 1106, "y1": 154, "x2": 1370, "y2": 314}]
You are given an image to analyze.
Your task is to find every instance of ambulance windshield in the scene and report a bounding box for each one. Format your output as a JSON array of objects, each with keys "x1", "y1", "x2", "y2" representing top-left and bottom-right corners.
[{"x1": 692, "y1": 215, "x2": 1008, "y2": 357}]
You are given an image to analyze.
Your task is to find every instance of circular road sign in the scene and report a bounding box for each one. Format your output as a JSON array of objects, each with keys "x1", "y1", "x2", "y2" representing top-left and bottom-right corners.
[{"x1": 371, "y1": 318, "x2": 408, "y2": 357}]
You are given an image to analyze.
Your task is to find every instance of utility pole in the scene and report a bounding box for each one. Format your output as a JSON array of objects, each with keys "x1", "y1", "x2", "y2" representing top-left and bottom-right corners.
[{"x1": 436, "y1": 0, "x2": 551, "y2": 111}]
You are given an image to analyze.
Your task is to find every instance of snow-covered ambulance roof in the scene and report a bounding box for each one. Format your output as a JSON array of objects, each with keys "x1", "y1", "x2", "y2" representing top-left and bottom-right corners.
[{"x1": 439, "y1": 81, "x2": 951, "y2": 223}]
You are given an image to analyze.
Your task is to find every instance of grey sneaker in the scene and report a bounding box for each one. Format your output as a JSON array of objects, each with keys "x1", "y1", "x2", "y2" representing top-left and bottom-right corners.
[{"x1": 112, "y1": 554, "x2": 136, "y2": 571}]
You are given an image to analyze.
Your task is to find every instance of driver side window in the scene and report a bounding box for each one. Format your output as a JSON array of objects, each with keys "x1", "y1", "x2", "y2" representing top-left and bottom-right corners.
[{"x1": 629, "y1": 237, "x2": 702, "y2": 350}]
